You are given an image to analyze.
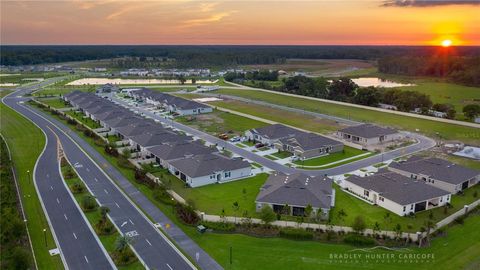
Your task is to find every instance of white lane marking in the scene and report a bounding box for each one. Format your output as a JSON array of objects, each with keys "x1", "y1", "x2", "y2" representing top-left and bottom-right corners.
[
  {"x1": 94, "y1": 178, "x2": 98, "y2": 182},
  {"x1": 115, "y1": 202, "x2": 120, "y2": 208},
  {"x1": 166, "y1": 263, "x2": 173, "y2": 270},
  {"x1": 73, "y1": 233, "x2": 77, "y2": 239},
  {"x1": 50, "y1": 186, "x2": 54, "y2": 190},
  {"x1": 104, "y1": 189, "x2": 109, "y2": 195},
  {"x1": 129, "y1": 219, "x2": 134, "y2": 225},
  {"x1": 121, "y1": 221, "x2": 128, "y2": 228},
  {"x1": 84, "y1": 256, "x2": 89, "y2": 263},
  {"x1": 86, "y1": 168, "x2": 90, "y2": 172},
  {"x1": 47, "y1": 174, "x2": 50, "y2": 178},
  {"x1": 64, "y1": 214, "x2": 68, "y2": 220},
  {"x1": 145, "y1": 239, "x2": 152, "y2": 246},
  {"x1": 56, "y1": 198, "x2": 60, "y2": 204}
]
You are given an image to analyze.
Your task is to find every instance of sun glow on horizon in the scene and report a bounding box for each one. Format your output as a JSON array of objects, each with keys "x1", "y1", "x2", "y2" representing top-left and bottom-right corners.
[{"x1": 441, "y1": 39, "x2": 453, "y2": 47}]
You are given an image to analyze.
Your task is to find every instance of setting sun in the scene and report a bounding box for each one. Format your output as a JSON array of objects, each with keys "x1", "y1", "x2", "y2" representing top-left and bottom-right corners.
[{"x1": 441, "y1": 39, "x2": 452, "y2": 47}]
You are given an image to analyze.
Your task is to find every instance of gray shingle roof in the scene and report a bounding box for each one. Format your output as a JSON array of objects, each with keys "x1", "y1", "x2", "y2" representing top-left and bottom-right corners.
[
  {"x1": 115, "y1": 121, "x2": 160, "y2": 137},
  {"x1": 279, "y1": 133, "x2": 342, "y2": 151},
  {"x1": 256, "y1": 173, "x2": 333, "y2": 209},
  {"x1": 169, "y1": 153, "x2": 251, "y2": 178},
  {"x1": 339, "y1": 124, "x2": 398, "y2": 138},
  {"x1": 249, "y1": 124, "x2": 304, "y2": 140},
  {"x1": 346, "y1": 171, "x2": 449, "y2": 205},
  {"x1": 389, "y1": 157, "x2": 479, "y2": 185},
  {"x1": 147, "y1": 140, "x2": 216, "y2": 161},
  {"x1": 131, "y1": 88, "x2": 209, "y2": 110},
  {"x1": 129, "y1": 130, "x2": 191, "y2": 147}
]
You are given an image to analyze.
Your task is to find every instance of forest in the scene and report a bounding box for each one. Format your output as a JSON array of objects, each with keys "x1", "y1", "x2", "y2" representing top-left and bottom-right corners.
[{"x1": 2, "y1": 45, "x2": 479, "y2": 68}]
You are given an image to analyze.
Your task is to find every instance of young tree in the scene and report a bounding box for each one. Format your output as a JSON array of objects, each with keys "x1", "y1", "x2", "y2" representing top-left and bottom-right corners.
[
  {"x1": 394, "y1": 223, "x2": 402, "y2": 239},
  {"x1": 259, "y1": 205, "x2": 276, "y2": 225},
  {"x1": 115, "y1": 235, "x2": 132, "y2": 252},
  {"x1": 373, "y1": 221, "x2": 381, "y2": 237},
  {"x1": 232, "y1": 201, "x2": 240, "y2": 223},
  {"x1": 336, "y1": 209, "x2": 347, "y2": 224},
  {"x1": 352, "y1": 216, "x2": 366, "y2": 234}
]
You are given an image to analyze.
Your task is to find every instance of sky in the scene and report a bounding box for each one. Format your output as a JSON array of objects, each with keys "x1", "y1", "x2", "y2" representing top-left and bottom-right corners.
[{"x1": 1, "y1": 0, "x2": 479, "y2": 45}]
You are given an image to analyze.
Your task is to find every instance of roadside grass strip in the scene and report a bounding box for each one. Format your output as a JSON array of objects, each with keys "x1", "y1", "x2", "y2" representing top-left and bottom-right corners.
[{"x1": 0, "y1": 99, "x2": 64, "y2": 269}]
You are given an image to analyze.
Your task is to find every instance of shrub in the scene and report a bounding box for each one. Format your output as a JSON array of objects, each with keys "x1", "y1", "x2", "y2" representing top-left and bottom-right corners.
[
  {"x1": 63, "y1": 168, "x2": 76, "y2": 179},
  {"x1": 279, "y1": 228, "x2": 314, "y2": 240},
  {"x1": 70, "y1": 182, "x2": 85, "y2": 194},
  {"x1": 94, "y1": 138, "x2": 107, "y2": 147},
  {"x1": 259, "y1": 205, "x2": 276, "y2": 225},
  {"x1": 343, "y1": 233, "x2": 375, "y2": 246},
  {"x1": 81, "y1": 195, "x2": 98, "y2": 212},
  {"x1": 175, "y1": 203, "x2": 200, "y2": 225},
  {"x1": 104, "y1": 144, "x2": 119, "y2": 157},
  {"x1": 117, "y1": 157, "x2": 134, "y2": 169},
  {"x1": 152, "y1": 187, "x2": 176, "y2": 205},
  {"x1": 202, "y1": 221, "x2": 235, "y2": 232}
]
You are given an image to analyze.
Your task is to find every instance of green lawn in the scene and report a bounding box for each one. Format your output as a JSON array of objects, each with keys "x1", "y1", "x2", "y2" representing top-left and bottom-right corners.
[
  {"x1": 212, "y1": 89, "x2": 480, "y2": 144},
  {"x1": 37, "y1": 98, "x2": 71, "y2": 109},
  {"x1": 32, "y1": 102, "x2": 480, "y2": 270},
  {"x1": 65, "y1": 111, "x2": 101, "y2": 129},
  {"x1": 0, "y1": 101, "x2": 64, "y2": 269},
  {"x1": 271, "y1": 151, "x2": 293, "y2": 159},
  {"x1": 293, "y1": 146, "x2": 367, "y2": 166},
  {"x1": 331, "y1": 183, "x2": 480, "y2": 233},
  {"x1": 153, "y1": 170, "x2": 268, "y2": 217},
  {"x1": 176, "y1": 109, "x2": 268, "y2": 136}
]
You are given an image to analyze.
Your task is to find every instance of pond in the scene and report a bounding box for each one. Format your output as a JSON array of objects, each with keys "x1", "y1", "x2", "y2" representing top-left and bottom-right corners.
[
  {"x1": 352, "y1": 77, "x2": 415, "y2": 88},
  {"x1": 453, "y1": 146, "x2": 480, "y2": 160},
  {"x1": 66, "y1": 78, "x2": 219, "y2": 85}
]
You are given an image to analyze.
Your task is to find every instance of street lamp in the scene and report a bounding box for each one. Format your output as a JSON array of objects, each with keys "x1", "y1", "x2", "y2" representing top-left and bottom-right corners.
[
  {"x1": 43, "y1": 228, "x2": 47, "y2": 247},
  {"x1": 27, "y1": 170, "x2": 31, "y2": 184}
]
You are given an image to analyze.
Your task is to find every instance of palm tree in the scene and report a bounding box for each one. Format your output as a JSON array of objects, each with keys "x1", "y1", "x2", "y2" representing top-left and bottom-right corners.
[{"x1": 115, "y1": 235, "x2": 132, "y2": 253}]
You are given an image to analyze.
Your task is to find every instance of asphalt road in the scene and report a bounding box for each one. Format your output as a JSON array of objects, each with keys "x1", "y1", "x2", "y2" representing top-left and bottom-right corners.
[
  {"x1": 3, "y1": 81, "x2": 210, "y2": 270},
  {"x1": 111, "y1": 95, "x2": 436, "y2": 177},
  {"x1": 3, "y1": 83, "x2": 115, "y2": 270}
]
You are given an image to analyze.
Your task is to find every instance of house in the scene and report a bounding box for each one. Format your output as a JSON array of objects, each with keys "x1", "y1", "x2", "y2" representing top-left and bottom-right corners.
[
  {"x1": 96, "y1": 83, "x2": 119, "y2": 93},
  {"x1": 389, "y1": 156, "x2": 480, "y2": 194},
  {"x1": 245, "y1": 124, "x2": 303, "y2": 146},
  {"x1": 336, "y1": 123, "x2": 402, "y2": 146},
  {"x1": 147, "y1": 140, "x2": 217, "y2": 168},
  {"x1": 114, "y1": 121, "x2": 160, "y2": 138},
  {"x1": 255, "y1": 172, "x2": 334, "y2": 218},
  {"x1": 168, "y1": 153, "x2": 252, "y2": 187},
  {"x1": 275, "y1": 133, "x2": 344, "y2": 160},
  {"x1": 343, "y1": 170, "x2": 450, "y2": 216},
  {"x1": 128, "y1": 129, "x2": 191, "y2": 152}
]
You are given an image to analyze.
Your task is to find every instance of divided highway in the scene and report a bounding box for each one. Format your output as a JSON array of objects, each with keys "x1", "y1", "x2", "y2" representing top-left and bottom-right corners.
[{"x1": 4, "y1": 82, "x2": 222, "y2": 270}]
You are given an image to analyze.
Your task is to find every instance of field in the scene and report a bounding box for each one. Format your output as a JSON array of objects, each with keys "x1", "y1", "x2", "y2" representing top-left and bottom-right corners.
[
  {"x1": 212, "y1": 89, "x2": 480, "y2": 145},
  {"x1": 0, "y1": 97, "x2": 64, "y2": 269},
  {"x1": 242, "y1": 59, "x2": 375, "y2": 77},
  {"x1": 176, "y1": 109, "x2": 268, "y2": 136},
  {"x1": 37, "y1": 97, "x2": 71, "y2": 109},
  {"x1": 210, "y1": 99, "x2": 344, "y2": 134},
  {"x1": 33, "y1": 101, "x2": 480, "y2": 270},
  {"x1": 389, "y1": 81, "x2": 480, "y2": 120}
]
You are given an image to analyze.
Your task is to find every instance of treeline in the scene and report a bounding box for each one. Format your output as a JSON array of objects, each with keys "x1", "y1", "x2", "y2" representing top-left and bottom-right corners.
[
  {"x1": 0, "y1": 138, "x2": 33, "y2": 270},
  {"x1": 378, "y1": 56, "x2": 480, "y2": 86},
  {"x1": 3, "y1": 45, "x2": 479, "y2": 67},
  {"x1": 225, "y1": 70, "x2": 279, "y2": 81}
]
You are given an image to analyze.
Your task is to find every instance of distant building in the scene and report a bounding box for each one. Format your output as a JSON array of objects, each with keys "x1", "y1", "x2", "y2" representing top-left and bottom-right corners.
[
  {"x1": 255, "y1": 172, "x2": 334, "y2": 218},
  {"x1": 336, "y1": 124, "x2": 402, "y2": 146},
  {"x1": 96, "y1": 83, "x2": 119, "y2": 93},
  {"x1": 245, "y1": 124, "x2": 304, "y2": 146}
]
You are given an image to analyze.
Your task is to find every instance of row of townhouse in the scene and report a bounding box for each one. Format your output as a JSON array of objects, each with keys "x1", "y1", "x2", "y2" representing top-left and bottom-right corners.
[
  {"x1": 128, "y1": 88, "x2": 213, "y2": 116},
  {"x1": 245, "y1": 124, "x2": 344, "y2": 160},
  {"x1": 64, "y1": 91, "x2": 251, "y2": 187},
  {"x1": 342, "y1": 156, "x2": 480, "y2": 216}
]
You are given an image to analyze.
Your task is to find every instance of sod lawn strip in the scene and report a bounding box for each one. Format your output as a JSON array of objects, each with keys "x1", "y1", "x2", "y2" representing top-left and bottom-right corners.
[
  {"x1": 0, "y1": 102, "x2": 64, "y2": 269},
  {"x1": 37, "y1": 97, "x2": 71, "y2": 109},
  {"x1": 65, "y1": 110, "x2": 102, "y2": 129},
  {"x1": 213, "y1": 89, "x2": 480, "y2": 144},
  {"x1": 293, "y1": 146, "x2": 367, "y2": 166}
]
